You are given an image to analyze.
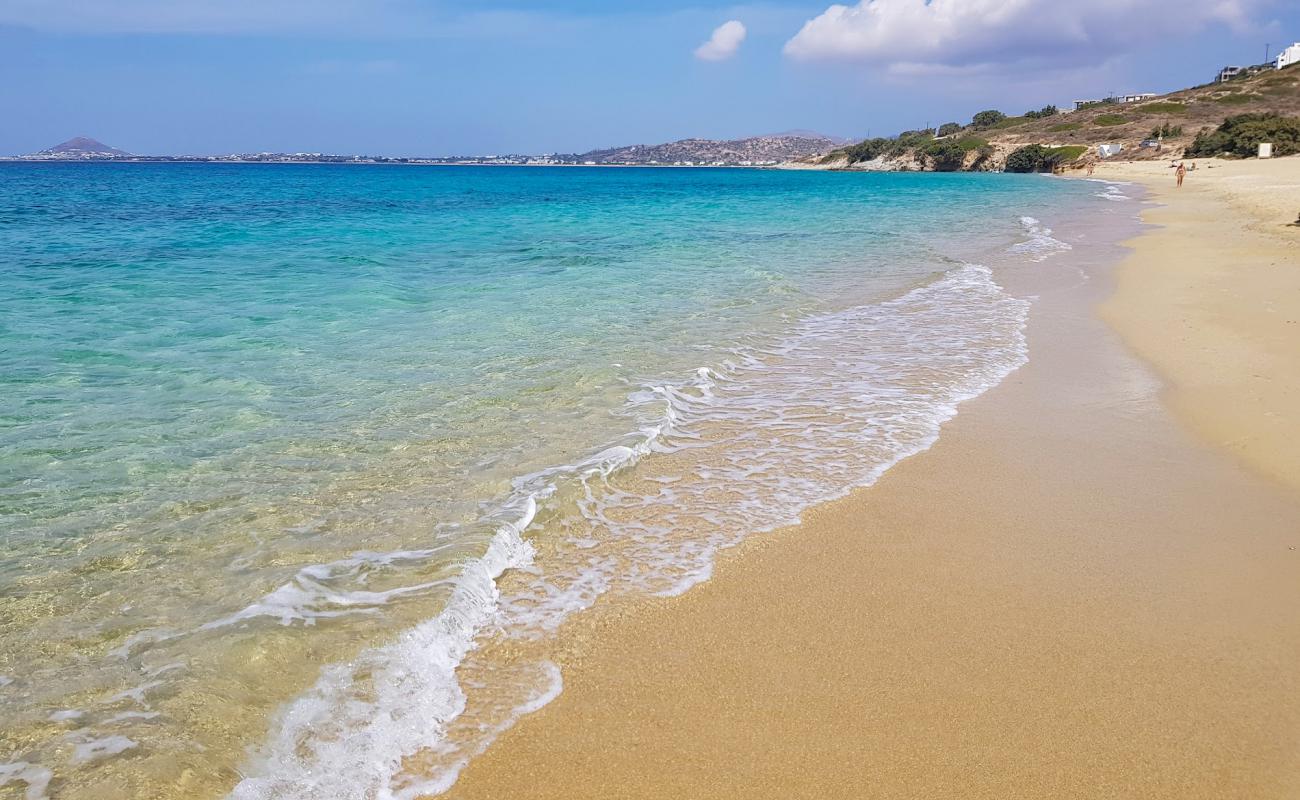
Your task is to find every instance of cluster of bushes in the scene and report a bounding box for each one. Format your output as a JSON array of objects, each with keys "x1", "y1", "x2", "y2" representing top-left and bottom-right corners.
[
  {"x1": 834, "y1": 137, "x2": 889, "y2": 163},
  {"x1": 1149, "y1": 122, "x2": 1184, "y2": 139},
  {"x1": 1004, "y1": 144, "x2": 1086, "y2": 173},
  {"x1": 921, "y1": 139, "x2": 967, "y2": 171},
  {"x1": 836, "y1": 129, "x2": 936, "y2": 164},
  {"x1": 937, "y1": 122, "x2": 963, "y2": 137},
  {"x1": 1184, "y1": 113, "x2": 1300, "y2": 158},
  {"x1": 970, "y1": 109, "x2": 1007, "y2": 128},
  {"x1": 1094, "y1": 114, "x2": 1128, "y2": 126},
  {"x1": 1023, "y1": 105, "x2": 1059, "y2": 119}
]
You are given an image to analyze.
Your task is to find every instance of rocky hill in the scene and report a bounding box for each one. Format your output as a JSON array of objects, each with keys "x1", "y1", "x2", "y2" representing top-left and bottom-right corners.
[
  {"x1": 578, "y1": 134, "x2": 839, "y2": 166},
  {"x1": 809, "y1": 63, "x2": 1300, "y2": 172},
  {"x1": 26, "y1": 136, "x2": 133, "y2": 159}
]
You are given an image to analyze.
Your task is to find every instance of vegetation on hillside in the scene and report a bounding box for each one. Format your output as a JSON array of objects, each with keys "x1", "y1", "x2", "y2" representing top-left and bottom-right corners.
[
  {"x1": 921, "y1": 139, "x2": 966, "y2": 171},
  {"x1": 1184, "y1": 113, "x2": 1300, "y2": 158},
  {"x1": 971, "y1": 110, "x2": 1007, "y2": 128},
  {"x1": 1004, "y1": 144, "x2": 1086, "y2": 172},
  {"x1": 817, "y1": 64, "x2": 1298, "y2": 172},
  {"x1": 992, "y1": 116, "x2": 1030, "y2": 129},
  {"x1": 1138, "y1": 102, "x2": 1186, "y2": 115},
  {"x1": 1213, "y1": 93, "x2": 1257, "y2": 105}
]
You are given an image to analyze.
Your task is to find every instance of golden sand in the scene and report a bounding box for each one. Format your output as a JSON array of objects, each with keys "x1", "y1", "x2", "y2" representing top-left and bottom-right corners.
[
  {"x1": 1095, "y1": 156, "x2": 1300, "y2": 494},
  {"x1": 444, "y1": 159, "x2": 1300, "y2": 799}
]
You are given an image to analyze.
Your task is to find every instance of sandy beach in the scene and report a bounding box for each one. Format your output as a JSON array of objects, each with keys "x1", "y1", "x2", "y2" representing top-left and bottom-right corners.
[
  {"x1": 1093, "y1": 157, "x2": 1300, "y2": 494},
  {"x1": 445, "y1": 159, "x2": 1300, "y2": 798}
]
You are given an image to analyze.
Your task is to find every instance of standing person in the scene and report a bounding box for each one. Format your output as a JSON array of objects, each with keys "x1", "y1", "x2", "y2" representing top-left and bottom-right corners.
[
  {"x1": 1086, "y1": 161, "x2": 1095, "y2": 177},
  {"x1": 1176, "y1": 162, "x2": 1186, "y2": 188}
]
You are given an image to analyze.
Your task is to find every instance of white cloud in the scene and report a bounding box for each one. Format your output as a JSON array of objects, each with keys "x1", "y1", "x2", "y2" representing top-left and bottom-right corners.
[
  {"x1": 783, "y1": 0, "x2": 1262, "y2": 69},
  {"x1": 695, "y1": 20, "x2": 747, "y2": 61}
]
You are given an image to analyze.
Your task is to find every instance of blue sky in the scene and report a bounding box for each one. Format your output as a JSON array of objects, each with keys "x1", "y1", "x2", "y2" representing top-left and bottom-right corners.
[{"x1": 2, "y1": 0, "x2": 1298, "y2": 156}]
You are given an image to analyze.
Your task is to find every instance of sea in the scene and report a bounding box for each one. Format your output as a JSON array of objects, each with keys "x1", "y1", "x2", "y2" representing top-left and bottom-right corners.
[{"x1": 0, "y1": 163, "x2": 1130, "y2": 799}]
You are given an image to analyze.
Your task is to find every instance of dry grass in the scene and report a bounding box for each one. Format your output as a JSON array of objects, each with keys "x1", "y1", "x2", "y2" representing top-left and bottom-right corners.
[{"x1": 984, "y1": 65, "x2": 1300, "y2": 160}]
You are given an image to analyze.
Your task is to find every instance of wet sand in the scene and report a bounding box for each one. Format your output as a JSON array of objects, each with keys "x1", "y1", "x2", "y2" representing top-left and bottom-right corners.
[{"x1": 445, "y1": 170, "x2": 1300, "y2": 798}]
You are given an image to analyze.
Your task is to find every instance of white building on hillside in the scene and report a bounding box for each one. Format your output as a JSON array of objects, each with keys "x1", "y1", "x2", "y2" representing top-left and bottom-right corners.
[{"x1": 1278, "y1": 42, "x2": 1300, "y2": 70}]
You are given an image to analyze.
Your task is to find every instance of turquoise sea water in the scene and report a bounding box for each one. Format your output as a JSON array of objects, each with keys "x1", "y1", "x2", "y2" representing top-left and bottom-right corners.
[{"x1": 0, "y1": 164, "x2": 1114, "y2": 798}]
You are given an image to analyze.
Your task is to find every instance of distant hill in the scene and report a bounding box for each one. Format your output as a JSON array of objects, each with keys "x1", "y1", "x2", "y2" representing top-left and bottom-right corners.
[
  {"x1": 577, "y1": 134, "x2": 839, "y2": 165},
  {"x1": 28, "y1": 136, "x2": 132, "y2": 159}
]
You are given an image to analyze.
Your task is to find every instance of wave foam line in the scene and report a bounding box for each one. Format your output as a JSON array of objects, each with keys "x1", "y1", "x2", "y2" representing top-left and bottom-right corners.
[
  {"x1": 229, "y1": 260, "x2": 1033, "y2": 799},
  {"x1": 227, "y1": 499, "x2": 538, "y2": 800}
]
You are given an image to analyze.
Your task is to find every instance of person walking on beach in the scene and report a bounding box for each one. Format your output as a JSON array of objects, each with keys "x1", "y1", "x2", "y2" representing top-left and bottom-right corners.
[
  {"x1": 1176, "y1": 162, "x2": 1186, "y2": 188},
  {"x1": 1086, "y1": 162, "x2": 1095, "y2": 177}
]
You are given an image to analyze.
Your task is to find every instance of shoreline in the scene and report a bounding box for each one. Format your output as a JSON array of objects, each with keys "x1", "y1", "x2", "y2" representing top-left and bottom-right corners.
[
  {"x1": 444, "y1": 162, "x2": 1300, "y2": 797},
  {"x1": 1088, "y1": 157, "x2": 1300, "y2": 494}
]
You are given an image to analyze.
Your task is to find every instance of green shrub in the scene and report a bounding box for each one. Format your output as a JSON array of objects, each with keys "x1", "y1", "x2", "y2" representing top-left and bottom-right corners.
[
  {"x1": 937, "y1": 122, "x2": 963, "y2": 137},
  {"x1": 1214, "y1": 93, "x2": 1254, "y2": 104},
  {"x1": 1149, "y1": 122, "x2": 1184, "y2": 138},
  {"x1": 838, "y1": 137, "x2": 891, "y2": 164},
  {"x1": 1094, "y1": 114, "x2": 1128, "y2": 126},
  {"x1": 887, "y1": 130, "x2": 934, "y2": 157},
  {"x1": 1184, "y1": 113, "x2": 1300, "y2": 158},
  {"x1": 956, "y1": 136, "x2": 988, "y2": 151},
  {"x1": 971, "y1": 109, "x2": 1007, "y2": 128},
  {"x1": 1004, "y1": 145, "x2": 1050, "y2": 172},
  {"x1": 922, "y1": 139, "x2": 967, "y2": 171},
  {"x1": 1138, "y1": 102, "x2": 1186, "y2": 114},
  {"x1": 1023, "y1": 105, "x2": 1059, "y2": 119},
  {"x1": 1047, "y1": 122, "x2": 1082, "y2": 132},
  {"x1": 1004, "y1": 144, "x2": 1085, "y2": 173}
]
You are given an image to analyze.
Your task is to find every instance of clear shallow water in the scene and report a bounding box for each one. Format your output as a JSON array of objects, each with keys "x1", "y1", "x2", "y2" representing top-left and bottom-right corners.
[{"x1": 0, "y1": 164, "x2": 1109, "y2": 798}]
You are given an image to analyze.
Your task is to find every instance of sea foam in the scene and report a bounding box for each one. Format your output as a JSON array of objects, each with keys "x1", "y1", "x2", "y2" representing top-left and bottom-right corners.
[
  {"x1": 1011, "y1": 216, "x2": 1074, "y2": 260},
  {"x1": 229, "y1": 261, "x2": 1032, "y2": 798}
]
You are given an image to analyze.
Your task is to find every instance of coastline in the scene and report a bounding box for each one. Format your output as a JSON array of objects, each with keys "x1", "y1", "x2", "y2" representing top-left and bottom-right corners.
[
  {"x1": 1090, "y1": 156, "x2": 1300, "y2": 494},
  {"x1": 444, "y1": 164, "x2": 1300, "y2": 797}
]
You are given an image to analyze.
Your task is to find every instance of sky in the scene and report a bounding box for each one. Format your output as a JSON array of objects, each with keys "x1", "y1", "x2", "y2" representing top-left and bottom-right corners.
[{"x1": 1, "y1": 0, "x2": 1298, "y2": 156}]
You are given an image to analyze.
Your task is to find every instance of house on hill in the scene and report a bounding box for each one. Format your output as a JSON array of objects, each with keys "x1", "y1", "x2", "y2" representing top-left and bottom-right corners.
[{"x1": 1278, "y1": 43, "x2": 1300, "y2": 70}]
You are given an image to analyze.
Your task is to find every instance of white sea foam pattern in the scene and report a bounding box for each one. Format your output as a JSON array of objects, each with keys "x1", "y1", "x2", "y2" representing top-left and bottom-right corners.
[
  {"x1": 1011, "y1": 216, "x2": 1074, "y2": 260},
  {"x1": 230, "y1": 262, "x2": 1032, "y2": 798},
  {"x1": 0, "y1": 762, "x2": 53, "y2": 800}
]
